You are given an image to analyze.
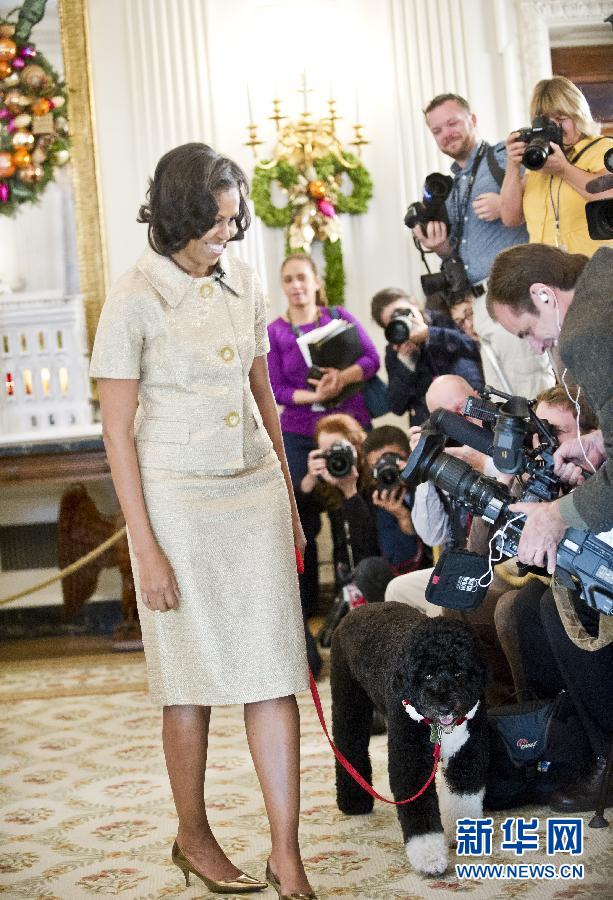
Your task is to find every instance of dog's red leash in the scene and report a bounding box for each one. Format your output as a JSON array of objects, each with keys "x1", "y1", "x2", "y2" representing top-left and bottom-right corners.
[{"x1": 296, "y1": 547, "x2": 441, "y2": 806}]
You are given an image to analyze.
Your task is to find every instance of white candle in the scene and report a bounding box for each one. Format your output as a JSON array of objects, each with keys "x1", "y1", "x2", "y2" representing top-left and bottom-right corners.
[
  {"x1": 246, "y1": 85, "x2": 254, "y2": 123},
  {"x1": 355, "y1": 89, "x2": 361, "y2": 124},
  {"x1": 302, "y1": 67, "x2": 309, "y2": 113}
]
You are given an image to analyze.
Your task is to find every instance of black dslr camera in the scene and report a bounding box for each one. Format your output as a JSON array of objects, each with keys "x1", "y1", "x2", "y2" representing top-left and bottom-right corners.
[
  {"x1": 404, "y1": 172, "x2": 453, "y2": 232},
  {"x1": 585, "y1": 146, "x2": 613, "y2": 240},
  {"x1": 317, "y1": 441, "x2": 355, "y2": 478},
  {"x1": 421, "y1": 255, "x2": 473, "y2": 300},
  {"x1": 401, "y1": 386, "x2": 613, "y2": 616},
  {"x1": 384, "y1": 307, "x2": 415, "y2": 344},
  {"x1": 515, "y1": 115, "x2": 564, "y2": 170},
  {"x1": 372, "y1": 452, "x2": 403, "y2": 492}
]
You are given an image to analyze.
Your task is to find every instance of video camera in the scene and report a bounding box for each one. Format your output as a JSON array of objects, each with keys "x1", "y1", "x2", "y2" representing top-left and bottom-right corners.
[
  {"x1": 400, "y1": 386, "x2": 613, "y2": 616},
  {"x1": 404, "y1": 172, "x2": 453, "y2": 233},
  {"x1": 514, "y1": 116, "x2": 564, "y2": 171},
  {"x1": 585, "y1": 145, "x2": 613, "y2": 240}
]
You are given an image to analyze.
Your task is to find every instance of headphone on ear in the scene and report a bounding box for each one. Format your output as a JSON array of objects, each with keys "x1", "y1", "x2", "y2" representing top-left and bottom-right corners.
[{"x1": 538, "y1": 291, "x2": 550, "y2": 303}]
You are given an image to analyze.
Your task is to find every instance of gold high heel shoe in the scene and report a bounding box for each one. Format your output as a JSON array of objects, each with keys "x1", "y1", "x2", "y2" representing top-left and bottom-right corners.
[
  {"x1": 171, "y1": 841, "x2": 267, "y2": 894},
  {"x1": 266, "y1": 859, "x2": 317, "y2": 900}
]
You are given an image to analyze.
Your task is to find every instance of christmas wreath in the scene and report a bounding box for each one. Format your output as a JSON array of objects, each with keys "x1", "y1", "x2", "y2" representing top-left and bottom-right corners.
[
  {"x1": 252, "y1": 151, "x2": 372, "y2": 305},
  {"x1": 0, "y1": 0, "x2": 70, "y2": 217}
]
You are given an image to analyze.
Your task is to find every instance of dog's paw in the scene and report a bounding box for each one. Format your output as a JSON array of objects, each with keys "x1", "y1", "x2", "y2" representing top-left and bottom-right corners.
[{"x1": 405, "y1": 831, "x2": 448, "y2": 876}]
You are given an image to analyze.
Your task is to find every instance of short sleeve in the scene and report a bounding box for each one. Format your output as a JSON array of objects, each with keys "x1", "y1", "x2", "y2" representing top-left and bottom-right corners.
[
  {"x1": 253, "y1": 271, "x2": 270, "y2": 358},
  {"x1": 89, "y1": 293, "x2": 144, "y2": 379}
]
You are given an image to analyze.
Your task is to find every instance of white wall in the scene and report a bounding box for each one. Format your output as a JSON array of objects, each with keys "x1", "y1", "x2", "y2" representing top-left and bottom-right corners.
[{"x1": 86, "y1": 0, "x2": 533, "y2": 356}]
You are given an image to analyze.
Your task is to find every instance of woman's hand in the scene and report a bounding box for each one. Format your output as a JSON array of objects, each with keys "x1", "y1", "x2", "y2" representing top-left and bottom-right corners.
[
  {"x1": 307, "y1": 370, "x2": 340, "y2": 403},
  {"x1": 327, "y1": 465, "x2": 359, "y2": 498},
  {"x1": 540, "y1": 141, "x2": 570, "y2": 177},
  {"x1": 137, "y1": 543, "x2": 181, "y2": 612},
  {"x1": 408, "y1": 425, "x2": 422, "y2": 451},
  {"x1": 473, "y1": 192, "x2": 501, "y2": 222},
  {"x1": 505, "y1": 131, "x2": 526, "y2": 168}
]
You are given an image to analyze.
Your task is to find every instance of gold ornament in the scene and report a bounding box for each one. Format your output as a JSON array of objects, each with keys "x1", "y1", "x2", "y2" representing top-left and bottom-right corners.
[
  {"x1": 0, "y1": 59, "x2": 11, "y2": 78},
  {"x1": 0, "y1": 24, "x2": 16, "y2": 38},
  {"x1": 308, "y1": 179, "x2": 326, "y2": 199},
  {"x1": 11, "y1": 130, "x2": 35, "y2": 148},
  {"x1": 31, "y1": 97, "x2": 51, "y2": 116},
  {"x1": 0, "y1": 151, "x2": 16, "y2": 178},
  {"x1": 12, "y1": 146, "x2": 31, "y2": 169},
  {"x1": 18, "y1": 164, "x2": 44, "y2": 184},
  {"x1": 4, "y1": 89, "x2": 24, "y2": 112},
  {"x1": 12, "y1": 113, "x2": 31, "y2": 128},
  {"x1": 0, "y1": 36, "x2": 17, "y2": 61},
  {"x1": 20, "y1": 64, "x2": 49, "y2": 91},
  {"x1": 31, "y1": 147, "x2": 47, "y2": 164},
  {"x1": 2, "y1": 71, "x2": 18, "y2": 87}
]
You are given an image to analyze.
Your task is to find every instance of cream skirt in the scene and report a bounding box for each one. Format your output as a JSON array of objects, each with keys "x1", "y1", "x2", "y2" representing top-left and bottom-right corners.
[{"x1": 129, "y1": 452, "x2": 309, "y2": 706}]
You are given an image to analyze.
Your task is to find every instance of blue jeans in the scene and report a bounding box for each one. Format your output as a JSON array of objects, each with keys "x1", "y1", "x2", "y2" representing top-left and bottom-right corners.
[{"x1": 283, "y1": 432, "x2": 322, "y2": 617}]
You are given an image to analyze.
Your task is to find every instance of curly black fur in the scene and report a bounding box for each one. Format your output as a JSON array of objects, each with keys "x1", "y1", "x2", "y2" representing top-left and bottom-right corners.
[{"x1": 330, "y1": 602, "x2": 489, "y2": 875}]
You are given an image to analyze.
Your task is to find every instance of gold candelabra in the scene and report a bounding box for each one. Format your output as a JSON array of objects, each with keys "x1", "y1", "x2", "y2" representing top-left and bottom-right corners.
[{"x1": 245, "y1": 76, "x2": 368, "y2": 170}]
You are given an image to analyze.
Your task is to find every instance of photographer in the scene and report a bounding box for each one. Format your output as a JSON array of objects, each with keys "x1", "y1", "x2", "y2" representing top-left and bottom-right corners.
[
  {"x1": 416, "y1": 93, "x2": 554, "y2": 398},
  {"x1": 487, "y1": 242, "x2": 613, "y2": 570},
  {"x1": 490, "y1": 386, "x2": 611, "y2": 811},
  {"x1": 363, "y1": 425, "x2": 425, "y2": 577},
  {"x1": 298, "y1": 414, "x2": 384, "y2": 603},
  {"x1": 500, "y1": 76, "x2": 613, "y2": 256},
  {"x1": 370, "y1": 287, "x2": 483, "y2": 424}
]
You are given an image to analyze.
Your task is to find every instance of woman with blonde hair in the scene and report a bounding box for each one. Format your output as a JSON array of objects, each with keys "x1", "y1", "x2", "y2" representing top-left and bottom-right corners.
[{"x1": 500, "y1": 75, "x2": 613, "y2": 255}]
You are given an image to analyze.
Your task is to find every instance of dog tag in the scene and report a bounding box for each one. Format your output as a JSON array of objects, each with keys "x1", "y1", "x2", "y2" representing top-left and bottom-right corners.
[{"x1": 429, "y1": 722, "x2": 442, "y2": 744}]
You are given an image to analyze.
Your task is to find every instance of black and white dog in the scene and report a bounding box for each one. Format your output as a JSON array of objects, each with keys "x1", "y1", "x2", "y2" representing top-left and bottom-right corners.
[{"x1": 330, "y1": 602, "x2": 488, "y2": 876}]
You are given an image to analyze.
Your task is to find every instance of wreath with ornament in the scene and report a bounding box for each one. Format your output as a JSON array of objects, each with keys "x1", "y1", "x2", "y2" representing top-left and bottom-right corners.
[
  {"x1": 252, "y1": 152, "x2": 372, "y2": 306},
  {"x1": 0, "y1": 0, "x2": 70, "y2": 217}
]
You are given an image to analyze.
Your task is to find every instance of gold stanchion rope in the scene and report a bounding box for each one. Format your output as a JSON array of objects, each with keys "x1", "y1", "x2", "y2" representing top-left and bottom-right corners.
[{"x1": 0, "y1": 526, "x2": 126, "y2": 607}]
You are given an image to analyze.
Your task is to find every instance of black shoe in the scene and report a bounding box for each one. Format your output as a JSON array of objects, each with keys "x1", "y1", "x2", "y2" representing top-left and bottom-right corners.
[{"x1": 549, "y1": 756, "x2": 613, "y2": 813}]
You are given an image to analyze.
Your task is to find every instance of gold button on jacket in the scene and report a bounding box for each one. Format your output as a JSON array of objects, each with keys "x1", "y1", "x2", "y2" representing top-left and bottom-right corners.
[{"x1": 90, "y1": 247, "x2": 273, "y2": 474}]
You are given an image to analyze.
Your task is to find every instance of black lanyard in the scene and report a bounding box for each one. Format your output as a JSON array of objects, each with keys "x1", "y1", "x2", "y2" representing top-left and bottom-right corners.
[{"x1": 451, "y1": 141, "x2": 488, "y2": 249}]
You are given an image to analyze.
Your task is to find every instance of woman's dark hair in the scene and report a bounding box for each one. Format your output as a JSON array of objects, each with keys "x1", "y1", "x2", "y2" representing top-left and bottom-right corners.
[{"x1": 137, "y1": 143, "x2": 251, "y2": 256}]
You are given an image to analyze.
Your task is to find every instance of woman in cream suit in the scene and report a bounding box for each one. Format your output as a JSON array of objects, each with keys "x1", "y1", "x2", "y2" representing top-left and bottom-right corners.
[{"x1": 90, "y1": 143, "x2": 316, "y2": 899}]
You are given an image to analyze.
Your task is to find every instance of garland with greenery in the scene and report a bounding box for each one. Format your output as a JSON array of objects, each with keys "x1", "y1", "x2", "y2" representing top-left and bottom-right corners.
[
  {"x1": 252, "y1": 151, "x2": 372, "y2": 305},
  {"x1": 0, "y1": 0, "x2": 70, "y2": 217}
]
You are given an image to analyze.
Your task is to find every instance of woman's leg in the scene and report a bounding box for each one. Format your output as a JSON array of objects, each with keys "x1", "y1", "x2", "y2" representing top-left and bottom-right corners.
[
  {"x1": 163, "y1": 705, "x2": 243, "y2": 880},
  {"x1": 244, "y1": 695, "x2": 313, "y2": 894}
]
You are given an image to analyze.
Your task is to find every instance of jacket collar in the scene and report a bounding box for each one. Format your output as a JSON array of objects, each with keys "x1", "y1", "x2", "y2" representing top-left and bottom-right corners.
[{"x1": 136, "y1": 244, "x2": 239, "y2": 308}]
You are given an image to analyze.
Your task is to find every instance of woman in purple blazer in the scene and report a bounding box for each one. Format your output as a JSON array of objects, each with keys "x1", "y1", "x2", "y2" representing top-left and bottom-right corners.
[{"x1": 267, "y1": 253, "x2": 380, "y2": 617}]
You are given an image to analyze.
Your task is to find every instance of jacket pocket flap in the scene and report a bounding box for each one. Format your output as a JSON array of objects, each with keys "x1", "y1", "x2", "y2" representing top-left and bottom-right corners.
[{"x1": 137, "y1": 418, "x2": 190, "y2": 444}]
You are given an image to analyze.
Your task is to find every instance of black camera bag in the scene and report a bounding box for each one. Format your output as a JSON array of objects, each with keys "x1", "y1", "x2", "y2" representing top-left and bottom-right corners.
[
  {"x1": 485, "y1": 691, "x2": 590, "y2": 810},
  {"x1": 425, "y1": 548, "x2": 490, "y2": 610}
]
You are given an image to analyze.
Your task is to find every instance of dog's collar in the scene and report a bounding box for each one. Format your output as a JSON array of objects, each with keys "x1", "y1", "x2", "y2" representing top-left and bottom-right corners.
[{"x1": 401, "y1": 698, "x2": 480, "y2": 740}]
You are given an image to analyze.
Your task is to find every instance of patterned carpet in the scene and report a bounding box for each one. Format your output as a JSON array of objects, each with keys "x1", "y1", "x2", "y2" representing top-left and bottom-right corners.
[{"x1": 1, "y1": 651, "x2": 611, "y2": 899}]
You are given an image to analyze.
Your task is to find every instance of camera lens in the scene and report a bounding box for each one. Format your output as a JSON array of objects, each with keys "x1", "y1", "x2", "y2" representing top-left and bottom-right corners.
[
  {"x1": 522, "y1": 138, "x2": 550, "y2": 171},
  {"x1": 373, "y1": 453, "x2": 401, "y2": 489},
  {"x1": 586, "y1": 198, "x2": 613, "y2": 240},
  {"x1": 325, "y1": 442, "x2": 354, "y2": 478},
  {"x1": 384, "y1": 318, "x2": 411, "y2": 344}
]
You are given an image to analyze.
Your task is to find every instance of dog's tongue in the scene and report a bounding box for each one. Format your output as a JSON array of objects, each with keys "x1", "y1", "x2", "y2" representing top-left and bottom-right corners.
[{"x1": 438, "y1": 714, "x2": 454, "y2": 726}]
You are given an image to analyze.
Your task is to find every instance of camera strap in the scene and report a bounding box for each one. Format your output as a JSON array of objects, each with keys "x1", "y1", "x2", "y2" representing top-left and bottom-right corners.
[
  {"x1": 549, "y1": 138, "x2": 606, "y2": 248},
  {"x1": 451, "y1": 140, "x2": 488, "y2": 249}
]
